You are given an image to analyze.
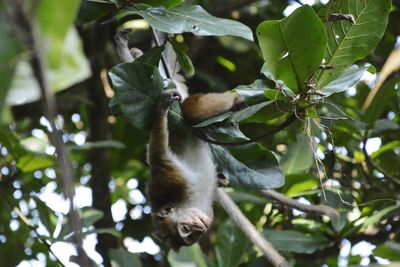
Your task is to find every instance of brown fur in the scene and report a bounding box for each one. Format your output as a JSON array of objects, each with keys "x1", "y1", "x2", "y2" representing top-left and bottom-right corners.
[
  {"x1": 181, "y1": 92, "x2": 242, "y2": 123},
  {"x1": 147, "y1": 90, "x2": 243, "y2": 250}
]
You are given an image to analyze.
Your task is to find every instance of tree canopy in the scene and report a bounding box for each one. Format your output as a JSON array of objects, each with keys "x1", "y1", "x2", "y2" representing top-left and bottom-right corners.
[{"x1": 0, "y1": 0, "x2": 400, "y2": 266}]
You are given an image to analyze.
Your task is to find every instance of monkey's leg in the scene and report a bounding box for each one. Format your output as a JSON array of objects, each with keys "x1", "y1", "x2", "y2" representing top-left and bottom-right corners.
[
  {"x1": 148, "y1": 90, "x2": 182, "y2": 166},
  {"x1": 181, "y1": 92, "x2": 243, "y2": 124}
]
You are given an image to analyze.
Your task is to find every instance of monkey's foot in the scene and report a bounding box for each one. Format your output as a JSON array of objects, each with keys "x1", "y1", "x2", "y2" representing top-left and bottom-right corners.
[{"x1": 217, "y1": 173, "x2": 230, "y2": 187}]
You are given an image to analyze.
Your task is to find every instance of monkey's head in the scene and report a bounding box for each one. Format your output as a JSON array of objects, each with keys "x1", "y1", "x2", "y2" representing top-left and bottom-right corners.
[{"x1": 152, "y1": 204, "x2": 212, "y2": 250}]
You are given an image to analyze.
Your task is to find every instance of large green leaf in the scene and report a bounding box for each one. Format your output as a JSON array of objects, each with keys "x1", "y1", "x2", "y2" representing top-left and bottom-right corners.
[
  {"x1": 210, "y1": 144, "x2": 284, "y2": 189},
  {"x1": 263, "y1": 229, "x2": 331, "y2": 254},
  {"x1": 257, "y1": 5, "x2": 327, "y2": 92},
  {"x1": 109, "y1": 249, "x2": 141, "y2": 267},
  {"x1": 317, "y1": 0, "x2": 391, "y2": 88},
  {"x1": 280, "y1": 134, "x2": 314, "y2": 175},
  {"x1": 215, "y1": 220, "x2": 250, "y2": 267},
  {"x1": 229, "y1": 101, "x2": 275, "y2": 123},
  {"x1": 203, "y1": 125, "x2": 249, "y2": 143},
  {"x1": 108, "y1": 62, "x2": 164, "y2": 130},
  {"x1": 320, "y1": 65, "x2": 368, "y2": 96},
  {"x1": 168, "y1": 243, "x2": 208, "y2": 267},
  {"x1": 364, "y1": 77, "x2": 399, "y2": 124},
  {"x1": 76, "y1": 0, "x2": 116, "y2": 25},
  {"x1": 118, "y1": 4, "x2": 253, "y2": 41}
]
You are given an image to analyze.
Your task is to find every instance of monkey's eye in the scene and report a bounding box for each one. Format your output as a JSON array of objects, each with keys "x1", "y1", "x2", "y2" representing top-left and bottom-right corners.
[{"x1": 181, "y1": 224, "x2": 190, "y2": 234}]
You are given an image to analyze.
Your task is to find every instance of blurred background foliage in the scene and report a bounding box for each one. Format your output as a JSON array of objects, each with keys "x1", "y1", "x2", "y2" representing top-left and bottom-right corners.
[{"x1": 0, "y1": 0, "x2": 400, "y2": 266}]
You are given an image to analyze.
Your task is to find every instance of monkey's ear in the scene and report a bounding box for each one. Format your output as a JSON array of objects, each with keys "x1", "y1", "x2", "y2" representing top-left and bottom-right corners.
[{"x1": 156, "y1": 204, "x2": 174, "y2": 218}]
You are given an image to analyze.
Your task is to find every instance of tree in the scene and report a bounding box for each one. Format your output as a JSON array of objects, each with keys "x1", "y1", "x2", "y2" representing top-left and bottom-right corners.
[{"x1": 0, "y1": 0, "x2": 399, "y2": 266}]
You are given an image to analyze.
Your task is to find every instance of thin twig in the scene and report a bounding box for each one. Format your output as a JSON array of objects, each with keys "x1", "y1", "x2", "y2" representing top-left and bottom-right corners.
[
  {"x1": 362, "y1": 135, "x2": 400, "y2": 187},
  {"x1": 14, "y1": 207, "x2": 66, "y2": 267},
  {"x1": 260, "y1": 190, "x2": 339, "y2": 219},
  {"x1": 4, "y1": 1, "x2": 90, "y2": 266},
  {"x1": 216, "y1": 189, "x2": 291, "y2": 267}
]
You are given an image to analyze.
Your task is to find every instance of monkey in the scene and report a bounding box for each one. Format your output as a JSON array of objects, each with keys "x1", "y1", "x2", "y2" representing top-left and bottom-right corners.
[{"x1": 146, "y1": 89, "x2": 243, "y2": 250}]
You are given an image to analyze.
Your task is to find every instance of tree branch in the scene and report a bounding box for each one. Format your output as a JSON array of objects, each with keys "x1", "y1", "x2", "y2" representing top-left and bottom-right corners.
[
  {"x1": 216, "y1": 189, "x2": 291, "y2": 267},
  {"x1": 79, "y1": 23, "x2": 121, "y2": 267},
  {"x1": 260, "y1": 190, "x2": 339, "y2": 219},
  {"x1": 4, "y1": 1, "x2": 90, "y2": 265}
]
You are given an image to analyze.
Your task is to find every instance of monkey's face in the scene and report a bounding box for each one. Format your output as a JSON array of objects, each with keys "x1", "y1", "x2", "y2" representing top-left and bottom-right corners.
[{"x1": 152, "y1": 204, "x2": 212, "y2": 250}]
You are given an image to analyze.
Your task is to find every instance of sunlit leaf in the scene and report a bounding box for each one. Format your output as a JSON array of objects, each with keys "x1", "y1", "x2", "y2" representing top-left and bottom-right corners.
[
  {"x1": 317, "y1": 0, "x2": 391, "y2": 87},
  {"x1": 257, "y1": 5, "x2": 327, "y2": 92},
  {"x1": 118, "y1": 4, "x2": 254, "y2": 41}
]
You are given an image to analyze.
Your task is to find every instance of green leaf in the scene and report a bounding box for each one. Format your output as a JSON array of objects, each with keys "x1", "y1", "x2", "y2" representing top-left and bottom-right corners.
[
  {"x1": 193, "y1": 112, "x2": 233, "y2": 127},
  {"x1": 210, "y1": 143, "x2": 284, "y2": 189},
  {"x1": 203, "y1": 125, "x2": 249, "y2": 143},
  {"x1": 109, "y1": 249, "x2": 141, "y2": 267},
  {"x1": 229, "y1": 101, "x2": 275, "y2": 123},
  {"x1": 135, "y1": 46, "x2": 164, "y2": 66},
  {"x1": 364, "y1": 77, "x2": 399, "y2": 124},
  {"x1": 320, "y1": 65, "x2": 368, "y2": 96},
  {"x1": 176, "y1": 50, "x2": 195, "y2": 77},
  {"x1": 371, "y1": 140, "x2": 400, "y2": 159},
  {"x1": 33, "y1": 197, "x2": 56, "y2": 235},
  {"x1": 317, "y1": 0, "x2": 391, "y2": 88},
  {"x1": 232, "y1": 79, "x2": 270, "y2": 104},
  {"x1": 108, "y1": 62, "x2": 164, "y2": 130},
  {"x1": 76, "y1": 0, "x2": 116, "y2": 25},
  {"x1": 257, "y1": 5, "x2": 327, "y2": 92},
  {"x1": 79, "y1": 207, "x2": 104, "y2": 228},
  {"x1": 139, "y1": 0, "x2": 183, "y2": 9},
  {"x1": 280, "y1": 134, "x2": 314, "y2": 175},
  {"x1": 263, "y1": 229, "x2": 331, "y2": 254},
  {"x1": 215, "y1": 220, "x2": 250, "y2": 267},
  {"x1": 118, "y1": 4, "x2": 254, "y2": 41},
  {"x1": 373, "y1": 241, "x2": 400, "y2": 261},
  {"x1": 109, "y1": 96, "x2": 122, "y2": 115},
  {"x1": 17, "y1": 154, "x2": 55, "y2": 173},
  {"x1": 361, "y1": 205, "x2": 400, "y2": 232},
  {"x1": 168, "y1": 243, "x2": 208, "y2": 267}
]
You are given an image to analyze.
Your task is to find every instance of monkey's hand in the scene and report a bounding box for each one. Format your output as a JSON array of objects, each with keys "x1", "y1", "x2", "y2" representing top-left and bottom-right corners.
[{"x1": 159, "y1": 89, "x2": 182, "y2": 111}]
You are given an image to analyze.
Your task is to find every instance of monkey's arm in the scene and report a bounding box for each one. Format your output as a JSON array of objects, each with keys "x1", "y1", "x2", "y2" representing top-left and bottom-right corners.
[{"x1": 181, "y1": 91, "x2": 243, "y2": 124}]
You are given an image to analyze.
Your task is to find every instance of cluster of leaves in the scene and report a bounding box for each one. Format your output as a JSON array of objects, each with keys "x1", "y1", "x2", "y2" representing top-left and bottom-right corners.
[{"x1": 1, "y1": 0, "x2": 400, "y2": 266}]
